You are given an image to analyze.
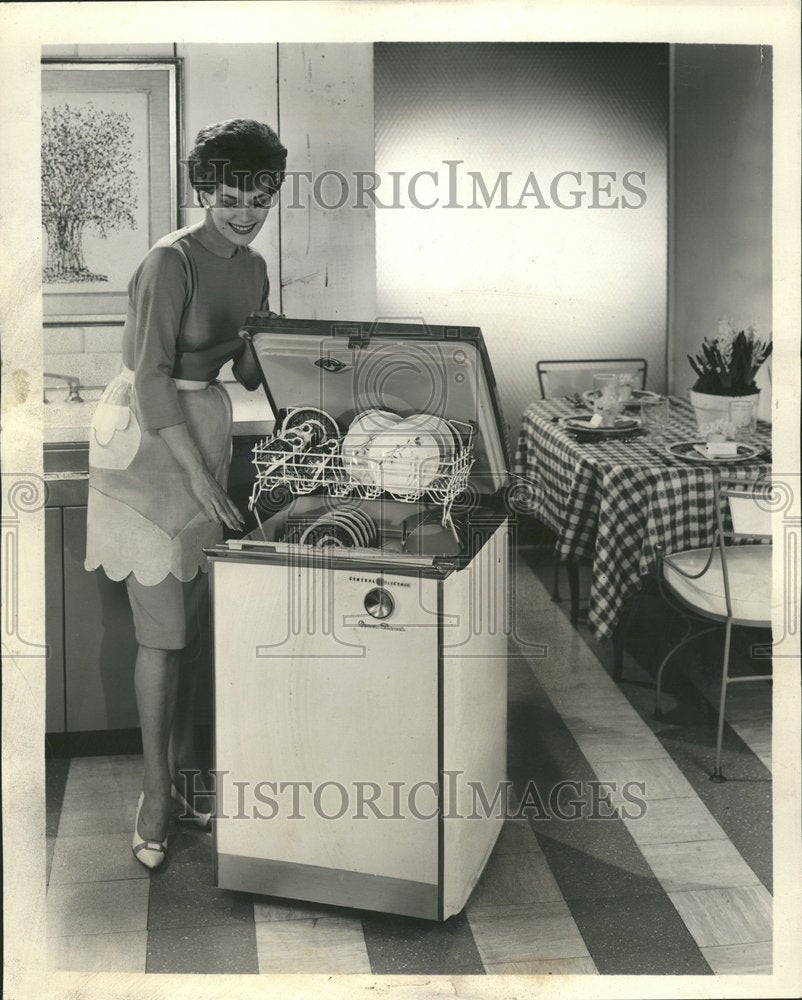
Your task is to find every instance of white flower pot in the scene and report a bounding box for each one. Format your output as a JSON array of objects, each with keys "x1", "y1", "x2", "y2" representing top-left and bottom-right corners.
[{"x1": 689, "y1": 389, "x2": 759, "y2": 430}]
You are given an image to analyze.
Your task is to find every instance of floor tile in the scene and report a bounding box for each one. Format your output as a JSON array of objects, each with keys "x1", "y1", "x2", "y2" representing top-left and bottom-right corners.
[
  {"x1": 467, "y1": 849, "x2": 564, "y2": 907},
  {"x1": 533, "y1": 822, "x2": 663, "y2": 902},
  {"x1": 467, "y1": 902, "x2": 589, "y2": 965},
  {"x1": 640, "y1": 839, "x2": 762, "y2": 893},
  {"x1": 568, "y1": 894, "x2": 710, "y2": 975},
  {"x1": 668, "y1": 886, "x2": 773, "y2": 948},
  {"x1": 728, "y1": 720, "x2": 772, "y2": 771},
  {"x1": 571, "y1": 726, "x2": 665, "y2": 764},
  {"x1": 147, "y1": 922, "x2": 259, "y2": 974},
  {"x1": 594, "y1": 946, "x2": 713, "y2": 975},
  {"x1": 594, "y1": 756, "x2": 695, "y2": 804},
  {"x1": 57, "y1": 795, "x2": 138, "y2": 838},
  {"x1": 49, "y1": 831, "x2": 149, "y2": 884},
  {"x1": 145, "y1": 829, "x2": 254, "y2": 931},
  {"x1": 47, "y1": 930, "x2": 148, "y2": 972},
  {"x1": 253, "y1": 896, "x2": 346, "y2": 923},
  {"x1": 57, "y1": 756, "x2": 143, "y2": 837},
  {"x1": 701, "y1": 940, "x2": 772, "y2": 974},
  {"x1": 47, "y1": 878, "x2": 149, "y2": 938},
  {"x1": 485, "y1": 956, "x2": 597, "y2": 975},
  {"x1": 45, "y1": 756, "x2": 71, "y2": 838},
  {"x1": 553, "y1": 687, "x2": 645, "y2": 728},
  {"x1": 362, "y1": 910, "x2": 484, "y2": 975},
  {"x1": 622, "y1": 795, "x2": 726, "y2": 846},
  {"x1": 485, "y1": 957, "x2": 599, "y2": 976},
  {"x1": 492, "y1": 818, "x2": 543, "y2": 856},
  {"x1": 46, "y1": 836, "x2": 56, "y2": 887},
  {"x1": 719, "y1": 680, "x2": 772, "y2": 723},
  {"x1": 255, "y1": 916, "x2": 370, "y2": 974}
]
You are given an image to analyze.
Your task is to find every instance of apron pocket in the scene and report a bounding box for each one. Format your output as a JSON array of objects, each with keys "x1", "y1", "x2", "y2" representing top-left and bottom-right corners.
[{"x1": 89, "y1": 401, "x2": 142, "y2": 470}]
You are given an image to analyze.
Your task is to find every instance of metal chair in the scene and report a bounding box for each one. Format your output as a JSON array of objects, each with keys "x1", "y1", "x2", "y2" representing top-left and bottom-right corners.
[
  {"x1": 654, "y1": 474, "x2": 772, "y2": 782},
  {"x1": 536, "y1": 358, "x2": 648, "y2": 399}
]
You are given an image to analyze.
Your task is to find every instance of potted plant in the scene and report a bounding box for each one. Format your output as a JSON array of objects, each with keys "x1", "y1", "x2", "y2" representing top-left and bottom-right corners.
[{"x1": 687, "y1": 317, "x2": 772, "y2": 430}]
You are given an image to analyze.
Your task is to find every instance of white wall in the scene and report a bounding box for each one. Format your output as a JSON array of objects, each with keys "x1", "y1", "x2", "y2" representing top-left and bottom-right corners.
[
  {"x1": 669, "y1": 45, "x2": 772, "y2": 405},
  {"x1": 278, "y1": 44, "x2": 376, "y2": 320},
  {"x1": 373, "y1": 43, "x2": 669, "y2": 444}
]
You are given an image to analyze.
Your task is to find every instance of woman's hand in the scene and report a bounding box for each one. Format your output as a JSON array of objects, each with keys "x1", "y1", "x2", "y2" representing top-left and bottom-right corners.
[
  {"x1": 156, "y1": 423, "x2": 244, "y2": 531},
  {"x1": 188, "y1": 468, "x2": 244, "y2": 531},
  {"x1": 234, "y1": 311, "x2": 286, "y2": 392}
]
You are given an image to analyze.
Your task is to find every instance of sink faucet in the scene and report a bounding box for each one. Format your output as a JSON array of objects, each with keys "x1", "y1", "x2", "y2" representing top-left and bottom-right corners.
[{"x1": 44, "y1": 372, "x2": 83, "y2": 403}]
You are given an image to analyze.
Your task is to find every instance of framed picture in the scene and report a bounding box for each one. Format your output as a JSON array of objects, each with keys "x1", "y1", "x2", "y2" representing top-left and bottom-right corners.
[{"x1": 41, "y1": 58, "x2": 183, "y2": 325}]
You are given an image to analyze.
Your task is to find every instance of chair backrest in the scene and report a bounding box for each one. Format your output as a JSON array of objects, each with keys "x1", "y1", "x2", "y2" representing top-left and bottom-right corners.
[
  {"x1": 536, "y1": 358, "x2": 648, "y2": 399},
  {"x1": 725, "y1": 488, "x2": 773, "y2": 539}
]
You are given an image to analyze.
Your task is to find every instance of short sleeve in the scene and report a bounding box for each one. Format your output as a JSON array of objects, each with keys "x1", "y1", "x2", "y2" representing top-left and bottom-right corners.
[{"x1": 129, "y1": 246, "x2": 189, "y2": 431}]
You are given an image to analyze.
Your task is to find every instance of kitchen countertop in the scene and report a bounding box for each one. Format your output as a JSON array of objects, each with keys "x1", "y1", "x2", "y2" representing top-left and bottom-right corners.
[{"x1": 44, "y1": 378, "x2": 275, "y2": 444}]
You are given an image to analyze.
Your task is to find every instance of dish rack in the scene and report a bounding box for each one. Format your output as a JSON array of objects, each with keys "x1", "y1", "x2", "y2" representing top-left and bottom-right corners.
[{"x1": 248, "y1": 419, "x2": 476, "y2": 529}]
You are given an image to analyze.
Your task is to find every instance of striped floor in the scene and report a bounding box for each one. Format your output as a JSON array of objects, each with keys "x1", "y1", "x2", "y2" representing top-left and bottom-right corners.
[{"x1": 45, "y1": 549, "x2": 772, "y2": 975}]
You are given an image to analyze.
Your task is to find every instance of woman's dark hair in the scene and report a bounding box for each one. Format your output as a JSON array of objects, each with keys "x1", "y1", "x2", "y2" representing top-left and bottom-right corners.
[{"x1": 188, "y1": 119, "x2": 287, "y2": 198}]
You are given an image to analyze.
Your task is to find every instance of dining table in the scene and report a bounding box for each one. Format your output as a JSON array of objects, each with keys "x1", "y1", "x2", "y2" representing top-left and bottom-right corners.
[{"x1": 513, "y1": 395, "x2": 772, "y2": 647}]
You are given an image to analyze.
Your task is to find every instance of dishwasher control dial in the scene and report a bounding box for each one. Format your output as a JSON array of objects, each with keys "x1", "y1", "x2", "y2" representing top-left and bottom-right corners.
[{"x1": 364, "y1": 588, "x2": 394, "y2": 619}]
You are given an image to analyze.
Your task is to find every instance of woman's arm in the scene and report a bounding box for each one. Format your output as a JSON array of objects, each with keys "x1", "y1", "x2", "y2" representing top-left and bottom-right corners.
[
  {"x1": 232, "y1": 265, "x2": 281, "y2": 391},
  {"x1": 232, "y1": 339, "x2": 263, "y2": 391},
  {"x1": 157, "y1": 423, "x2": 244, "y2": 531}
]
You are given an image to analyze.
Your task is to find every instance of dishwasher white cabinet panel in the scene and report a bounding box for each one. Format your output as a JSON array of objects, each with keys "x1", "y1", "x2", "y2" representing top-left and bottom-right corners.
[
  {"x1": 212, "y1": 557, "x2": 442, "y2": 908},
  {"x1": 441, "y1": 520, "x2": 509, "y2": 917}
]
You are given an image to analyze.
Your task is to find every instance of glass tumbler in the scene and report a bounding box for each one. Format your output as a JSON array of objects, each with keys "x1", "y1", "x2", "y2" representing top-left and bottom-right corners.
[
  {"x1": 641, "y1": 396, "x2": 671, "y2": 442},
  {"x1": 593, "y1": 374, "x2": 622, "y2": 427},
  {"x1": 729, "y1": 398, "x2": 758, "y2": 442},
  {"x1": 616, "y1": 373, "x2": 635, "y2": 402}
]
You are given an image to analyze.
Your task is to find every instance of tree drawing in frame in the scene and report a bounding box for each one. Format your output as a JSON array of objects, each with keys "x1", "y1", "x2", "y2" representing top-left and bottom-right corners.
[{"x1": 42, "y1": 102, "x2": 139, "y2": 283}]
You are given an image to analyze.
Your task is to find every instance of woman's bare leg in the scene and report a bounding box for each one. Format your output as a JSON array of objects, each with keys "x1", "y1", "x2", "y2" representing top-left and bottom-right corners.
[
  {"x1": 135, "y1": 644, "x2": 180, "y2": 840},
  {"x1": 169, "y1": 646, "x2": 202, "y2": 776},
  {"x1": 168, "y1": 575, "x2": 212, "y2": 810}
]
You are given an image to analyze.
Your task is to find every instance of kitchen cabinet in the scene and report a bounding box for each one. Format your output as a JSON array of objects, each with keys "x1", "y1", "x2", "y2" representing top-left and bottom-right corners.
[
  {"x1": 62, "y1": 505, "x2": 140, "y2": 732},
  {"x1": 45, "y1": 507, "x2": 66, "y2": 732},
  {"x1": 45, "y1": 497, "x2": 140, "y2": 735}
]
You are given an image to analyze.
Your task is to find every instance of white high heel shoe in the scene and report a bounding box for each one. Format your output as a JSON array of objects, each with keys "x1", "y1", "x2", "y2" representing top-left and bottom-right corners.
[
  {"x1": 171, "y1": 783, "x2": 212, "y2": 830},
  {"x1": 132, "y1": 792, "x2": 169, "y2": 870}
]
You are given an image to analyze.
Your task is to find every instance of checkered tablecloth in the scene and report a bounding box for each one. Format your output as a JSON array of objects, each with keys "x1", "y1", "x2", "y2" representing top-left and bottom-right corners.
[{"x1": 513, "y1": 397, "x2": 772, "y2": 639}]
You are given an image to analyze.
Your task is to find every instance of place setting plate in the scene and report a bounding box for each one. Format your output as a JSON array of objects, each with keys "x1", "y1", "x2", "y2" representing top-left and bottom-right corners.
[
  {"x1": 665, "y1": 440, "x2": 764, "y2": 464},
  {"x1": 581, "y1": 388, "x2": 661, "y2": 411},
  {"x1": 559, "y1": 414, "x2": 643, "y2": 439}
]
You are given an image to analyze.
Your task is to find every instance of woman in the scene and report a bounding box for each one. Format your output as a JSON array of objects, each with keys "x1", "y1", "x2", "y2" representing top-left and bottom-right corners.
[{"x1": 85, "y1": 119, "x2": 287, "y2": 869}]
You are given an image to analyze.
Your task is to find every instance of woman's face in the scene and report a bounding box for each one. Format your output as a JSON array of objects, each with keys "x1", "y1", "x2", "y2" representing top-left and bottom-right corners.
[{"x1": 202, "y1": 183, "x2": 273, "y2": 247}]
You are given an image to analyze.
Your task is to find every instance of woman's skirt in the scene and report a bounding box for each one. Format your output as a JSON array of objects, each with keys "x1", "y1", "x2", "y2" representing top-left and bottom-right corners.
[{"x1": 84, "y1": 368, "x2": 234, "y2": 586}]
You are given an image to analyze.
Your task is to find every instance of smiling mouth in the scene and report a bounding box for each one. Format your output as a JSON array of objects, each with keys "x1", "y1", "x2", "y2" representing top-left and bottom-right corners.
[{"x1": 229, "y1": 222, "x2": 257, "y2": 234}]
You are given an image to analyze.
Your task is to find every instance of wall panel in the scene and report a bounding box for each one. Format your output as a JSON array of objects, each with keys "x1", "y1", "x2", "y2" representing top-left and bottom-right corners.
[
  {"x1": 670, "y1": 45, "x2": 772, "y2": 409},
  {"x1": 374, "y1": 43, "x2": 668, "y2": 444},
  {"x1": 277, "y1": 43, "x2": 376, "y2": 320}
]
